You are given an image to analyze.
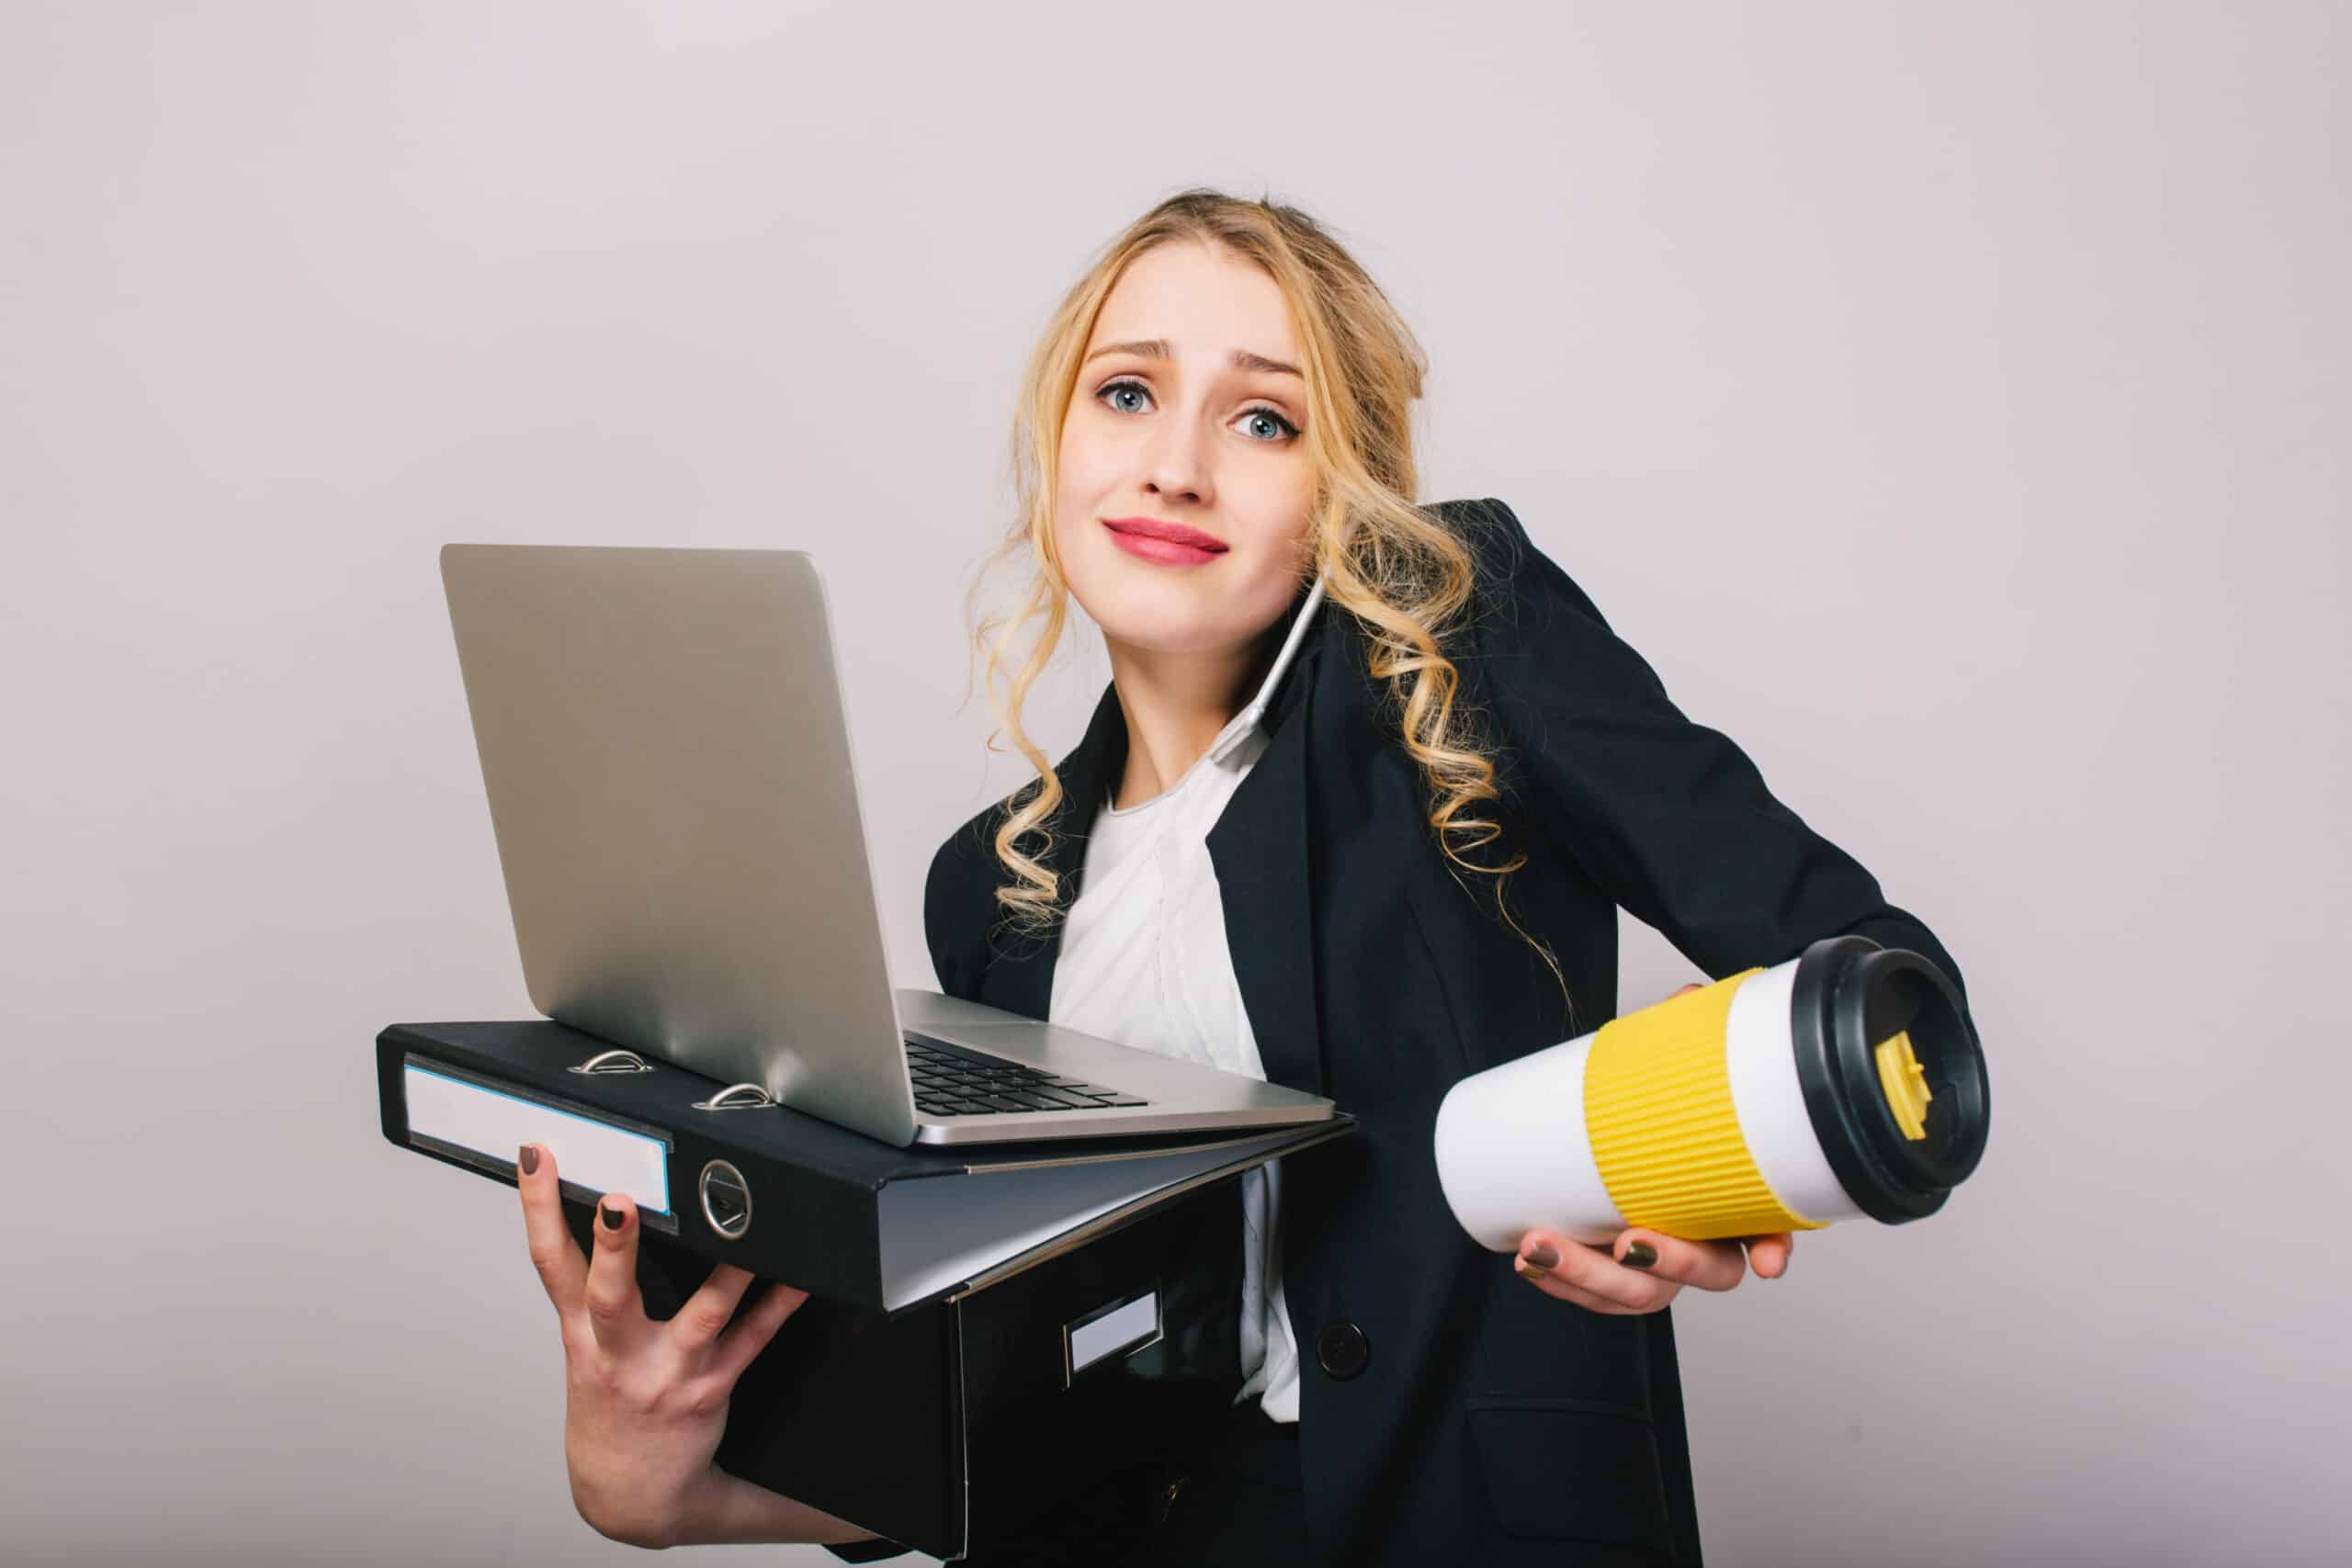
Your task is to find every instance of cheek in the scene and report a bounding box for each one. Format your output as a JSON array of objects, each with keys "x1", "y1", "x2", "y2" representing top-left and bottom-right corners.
[
  {"x1": 1055, "y1": 414, "x2": 1124, "y2": 504},
  {"x1": 1052, "y1": 426, "x2": 1121, "y2": 550},
  {"x1": 1236, "y1": 537, "x2": 1313, "y2": 621}
]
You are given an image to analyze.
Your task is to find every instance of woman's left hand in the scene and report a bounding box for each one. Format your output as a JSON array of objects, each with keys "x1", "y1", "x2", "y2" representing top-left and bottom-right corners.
[
  {"x1": 1511, "y1": 1226, "x2": 1792, "y2": 1314},
  {"x1": 1510, "y1": 981, "x2": 1795, "y2": 1314}
]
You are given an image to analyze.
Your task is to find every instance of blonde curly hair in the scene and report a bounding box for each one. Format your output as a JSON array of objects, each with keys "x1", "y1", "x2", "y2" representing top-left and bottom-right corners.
[{"x1": 967, "y1": 186, "x2": 1566, "y2": 1010}]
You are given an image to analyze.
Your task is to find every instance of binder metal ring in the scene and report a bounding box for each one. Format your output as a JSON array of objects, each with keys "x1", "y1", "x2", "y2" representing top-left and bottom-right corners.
[
  {"x1": 568, "y1": 1048, "x2": 654, "y2": 1076},
  {"x1": 691, "y1": 1082, "x2": 777, "y2": 1111}
]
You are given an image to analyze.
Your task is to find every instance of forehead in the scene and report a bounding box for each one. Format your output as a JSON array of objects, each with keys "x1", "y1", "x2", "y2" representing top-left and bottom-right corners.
[{"x1": 1089, "y1": 240, "x2": 1298, "y2": 358}]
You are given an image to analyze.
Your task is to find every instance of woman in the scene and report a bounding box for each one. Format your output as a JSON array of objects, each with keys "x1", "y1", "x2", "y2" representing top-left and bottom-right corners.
[{"x1": 513, "y1": 189, "x2": 1971, "y2": 1565}]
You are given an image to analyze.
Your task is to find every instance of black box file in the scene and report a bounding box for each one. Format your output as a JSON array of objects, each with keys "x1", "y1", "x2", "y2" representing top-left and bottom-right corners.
[{"x1": 377, "y1": 1019, "x2": 1353, "y2": 1559}]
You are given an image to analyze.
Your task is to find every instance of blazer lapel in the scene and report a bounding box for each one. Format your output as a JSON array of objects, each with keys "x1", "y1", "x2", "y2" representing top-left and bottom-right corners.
[
  {"x1": 991, "y1": 592, "x2": 1330, "y2": 1103},
  {"x1": 1205, "y1": 621, "x2": 1327, "y2": 1098}
]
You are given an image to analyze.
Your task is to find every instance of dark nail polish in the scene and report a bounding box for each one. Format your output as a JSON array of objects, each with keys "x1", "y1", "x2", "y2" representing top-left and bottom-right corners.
[
  {"x1": 518, "y1": 1145, "x2": 539, "y2": 1176},
  {"x1": 1521, "y1": 1241, "x2": 1561, "y2": 1270},
  {"x1": 599, "y1": 1201, "x2": 624, "y2": 1231},
  {"x1": 1623, "y1": 1241, "x2": 1657, "y2": 1269}
]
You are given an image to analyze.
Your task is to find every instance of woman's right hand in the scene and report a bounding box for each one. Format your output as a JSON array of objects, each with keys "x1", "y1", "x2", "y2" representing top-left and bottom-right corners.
[{"x1": 516, "y1": 1141, "x2": 871, "y2": 1549}]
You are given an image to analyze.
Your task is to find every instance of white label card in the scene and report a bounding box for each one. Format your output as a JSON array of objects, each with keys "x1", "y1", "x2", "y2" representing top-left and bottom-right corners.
[
  {"x1": 1068, "y1": 1291, "x2": 1159, "y2": 1376},
  {"x1": 404, "y1": 1064, "x2": 672, "y2": 1214}
]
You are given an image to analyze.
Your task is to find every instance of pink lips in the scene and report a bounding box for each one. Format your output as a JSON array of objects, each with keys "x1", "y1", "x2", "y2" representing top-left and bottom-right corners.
[{"x1": 1102, "y1": 516, "x2": 1228, "y2": 567}]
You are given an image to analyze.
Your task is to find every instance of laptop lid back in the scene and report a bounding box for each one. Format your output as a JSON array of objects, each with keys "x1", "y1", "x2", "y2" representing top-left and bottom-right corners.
[{"x1": 441, "y1": 544, "x2": 917, "y2": 1144}]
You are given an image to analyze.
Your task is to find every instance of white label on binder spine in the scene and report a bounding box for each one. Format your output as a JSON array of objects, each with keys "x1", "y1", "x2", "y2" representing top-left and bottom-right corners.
[{"x1": 405, "y1": 1065, "x2": 672, "y2": 1214}]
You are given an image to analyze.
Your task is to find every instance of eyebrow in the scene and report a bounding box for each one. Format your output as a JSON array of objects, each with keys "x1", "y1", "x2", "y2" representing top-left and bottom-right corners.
[{"x1": 1083, "y1": 338, "x2": 1303, "y2": 379}]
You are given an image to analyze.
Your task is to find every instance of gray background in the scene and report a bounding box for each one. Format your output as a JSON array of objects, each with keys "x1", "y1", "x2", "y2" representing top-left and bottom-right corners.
[{"x1": 3, "y1": 3, "x2": 2344, "y2": 1563}]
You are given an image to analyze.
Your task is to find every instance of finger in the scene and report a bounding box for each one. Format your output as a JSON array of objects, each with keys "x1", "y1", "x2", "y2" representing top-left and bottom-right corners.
[
  {"x1": 582, "y1": 1191, "x2": 652, "y2": 1355},
  {"x1": 1610, "y1": 1228, "x2": 1749, "y2": 1293},
  {"x1": 1745, "y1": 1232, "x2": 1795, "y2": 1280},
  {"x1": 707, "y1": 1279, "x2": 811, "y2": 1385},
  {"x1": 1513, "y1": 1253, "x2": 1650, "y2": 1314},
  {"x1": 517, "y1": 1143, "x2": 587, "y2": 1314},
  {"x1": 668, "y1": 1263, "x2": 759, "y2": 1354},
  {"x1": 1515, "y1": 1229, "x2": 1676, "y2": 1314}
]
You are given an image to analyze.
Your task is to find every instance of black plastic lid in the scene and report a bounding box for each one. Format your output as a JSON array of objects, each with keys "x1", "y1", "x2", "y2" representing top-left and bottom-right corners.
[{"x1": 1786, "y1": 935, "x2": 1990, "y2": 1224}]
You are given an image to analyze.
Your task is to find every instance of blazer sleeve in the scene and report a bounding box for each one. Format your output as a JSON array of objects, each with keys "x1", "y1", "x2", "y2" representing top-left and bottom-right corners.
[{"x1": 1461, "y1": 496, "x2": 1972, "y2": 1007}]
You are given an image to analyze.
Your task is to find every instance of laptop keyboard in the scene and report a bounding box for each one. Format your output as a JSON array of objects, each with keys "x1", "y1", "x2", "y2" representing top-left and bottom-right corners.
[{"x1": 904, "y1": 1035, "x2": 1150, "y2": 1118}]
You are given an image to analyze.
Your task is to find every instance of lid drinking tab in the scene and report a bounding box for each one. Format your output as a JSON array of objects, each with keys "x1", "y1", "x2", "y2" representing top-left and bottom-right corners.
[{"x1": 1872, "y1": 1030, "x2": 1933, "y2": 1141}]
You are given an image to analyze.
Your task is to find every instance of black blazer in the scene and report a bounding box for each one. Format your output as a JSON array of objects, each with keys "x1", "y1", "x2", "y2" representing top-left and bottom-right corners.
[{"x1": 914, "y1": 497, "x2": 1971, "y2": 1566}]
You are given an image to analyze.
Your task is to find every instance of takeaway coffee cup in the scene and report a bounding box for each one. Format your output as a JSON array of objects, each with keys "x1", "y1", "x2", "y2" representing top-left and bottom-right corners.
[{"x1": 1434, "y1": 935, "x2": 1989, "y2": 1249}]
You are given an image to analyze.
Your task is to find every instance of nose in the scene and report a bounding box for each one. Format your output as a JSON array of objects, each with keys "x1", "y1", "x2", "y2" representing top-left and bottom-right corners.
[{"x1": 1139, "y1": 408, "x2": 1212, "y2": 506}]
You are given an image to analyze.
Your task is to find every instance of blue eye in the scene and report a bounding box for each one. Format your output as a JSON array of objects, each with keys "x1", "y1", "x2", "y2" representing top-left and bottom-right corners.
[
  {"x1": 1093, "y1": 378, "x2": 1301, "y2": 443},
  {"x1": 1100, "y1": 378, "x2": 1153, "y2": 414},
  {"x1": 1237, "y1": 405, "x2": 1300, "y2": 442}
]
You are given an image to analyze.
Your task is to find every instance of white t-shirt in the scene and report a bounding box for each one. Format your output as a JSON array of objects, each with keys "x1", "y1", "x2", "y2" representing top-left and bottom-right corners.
[{"x1": 1046, "y1": 723, "x2": 1303, "y2": 1424}]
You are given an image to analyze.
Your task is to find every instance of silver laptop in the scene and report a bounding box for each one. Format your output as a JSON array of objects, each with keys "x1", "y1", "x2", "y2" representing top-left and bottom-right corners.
[{"x1": 440, "y1": 543, "x2": 1336, "y2": 1147}]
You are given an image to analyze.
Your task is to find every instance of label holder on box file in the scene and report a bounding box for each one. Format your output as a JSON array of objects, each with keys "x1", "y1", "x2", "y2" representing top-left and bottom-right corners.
[{"x1": 1062, "y1": 1284, "x2": 1163, "y2": 1387}]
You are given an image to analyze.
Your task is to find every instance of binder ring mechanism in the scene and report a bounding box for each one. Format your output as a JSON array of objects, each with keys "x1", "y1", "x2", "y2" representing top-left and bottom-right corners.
[
  {"x1": 568, "y1": 1048, "x2": 656, "y2": 1076},
  {"x1": 563, "y1": 1049, "x2": 774, "y2": 1111},
  {"x1": 690, "y1": 1083, "x2": 778, "y2": 1111}
]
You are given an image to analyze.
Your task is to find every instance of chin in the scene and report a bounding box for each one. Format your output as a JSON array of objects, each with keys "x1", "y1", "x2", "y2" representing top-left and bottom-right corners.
[
  {"x1": 1071, "y1": 577, "x2": 1255, "y2": 658},
  {"x1": 1091, "y1": 605, "x2": 1245, "y2": 658}
]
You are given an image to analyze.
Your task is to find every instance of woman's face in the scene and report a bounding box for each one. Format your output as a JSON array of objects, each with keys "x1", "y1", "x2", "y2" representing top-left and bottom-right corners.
[{"x1": 1053, "y1": 240, "x2": 1317, "y2": 661}]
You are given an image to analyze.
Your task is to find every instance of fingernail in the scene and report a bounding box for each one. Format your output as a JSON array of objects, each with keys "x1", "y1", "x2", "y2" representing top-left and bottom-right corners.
[
  {"x1": 599, "y1": 1201, "x2": 624, "y2": 1231},
  {"x1": 1521, "y1": 1241, "x2": 1560, "y2": 1272},
  {"x1": 1623, "y1": 1241, "x2": 1657, "y2": 1269},
  {"x1": 518, "y1": 1144, "x2": 539, "y2": 1176}
]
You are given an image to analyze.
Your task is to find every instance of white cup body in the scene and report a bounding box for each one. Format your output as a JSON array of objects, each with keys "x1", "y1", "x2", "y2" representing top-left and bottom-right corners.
[
  {"x1": 1433, "y1": 1028, "x2": 1623, "y2": 1250},
  {"x1": 1434, "y1": 958, "x2": 1869, "y2": 1251},
  {"x1": 1722, "y1": 957, "x2": 1868, "y2": 1228}
]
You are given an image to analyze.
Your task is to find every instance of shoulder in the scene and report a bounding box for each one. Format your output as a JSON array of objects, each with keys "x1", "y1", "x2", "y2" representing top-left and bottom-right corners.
[
  {"x1": 925, "y1": 801, "x2": 1000, "y2": 906},
  {"x1": 1418, "y1": 495, "x2": 1677, "y2": 776},
  {"x1": 1296, "y1": 494, "x2": 1623, "y2": 713},
  {"x1": 922, "y1": 788, "x2": 1083, "y2": 1000},
  {"x1": 1442, "y1": 495, "x2": 1615, "y2": 637},
  {"x1": 1379, "y1": 497, "x2": 1621, "y2": 690},
  {"x1": 923, "y1": 802, "x2": 1011, "y2": 1002}
]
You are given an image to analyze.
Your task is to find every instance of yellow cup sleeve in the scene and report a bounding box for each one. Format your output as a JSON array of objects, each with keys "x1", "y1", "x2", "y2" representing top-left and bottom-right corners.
[{"x1": 1584, "y1": 969, "x2": 1823, "y2": 1239}]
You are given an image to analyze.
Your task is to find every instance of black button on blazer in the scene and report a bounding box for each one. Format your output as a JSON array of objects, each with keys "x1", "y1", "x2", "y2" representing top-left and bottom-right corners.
[{"x1": 907, "y1": 497, "x2": 1973, "y2": 1567}]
